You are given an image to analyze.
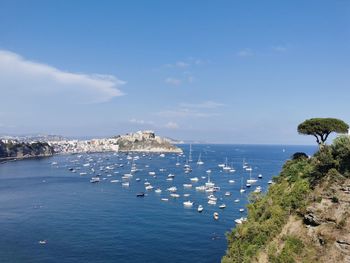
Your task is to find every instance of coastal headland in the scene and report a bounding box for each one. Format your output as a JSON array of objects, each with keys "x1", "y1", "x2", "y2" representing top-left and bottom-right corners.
[{"x1": 0, "y1": 131, "x2": 182, "y2": 160}]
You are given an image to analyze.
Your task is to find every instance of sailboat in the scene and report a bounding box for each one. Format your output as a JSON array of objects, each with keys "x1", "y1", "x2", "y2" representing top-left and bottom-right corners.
[
  {"x1": 188, "y1": 144, "x2": 193, "y2": 162},
  {"x1": 240, "y1": 177, "x2": 245, "y2": 193},
  {"x1": 175, "y1": 156, "x2": 181, "y2": 166},
  {"x1": 183, "y1": 158, "x2": 192, "y2": 173},
  {"x1": 205, "y1": 173, "x2": 215, "y2": 188},
  {"x1": 223, "y1": 157, "x2": 231, "y2": 171},
  {"x1": 246, "y1": 169, "x2": 257, "y2": 184},
  {"x1": 242, "y1": 159, "x2": 248, "y2": 169},
  {"x1": 196, "y1": 153, "x2": 204, "y2": 165}
]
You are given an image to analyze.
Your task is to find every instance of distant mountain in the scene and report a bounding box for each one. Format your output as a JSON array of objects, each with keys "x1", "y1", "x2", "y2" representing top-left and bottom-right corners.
[
  {"x1": 0, "y1": 134, "x2": 67, "y2": 143},
  {"x1": 162, "y1": 136, "x2": 185, "y2": 144}
]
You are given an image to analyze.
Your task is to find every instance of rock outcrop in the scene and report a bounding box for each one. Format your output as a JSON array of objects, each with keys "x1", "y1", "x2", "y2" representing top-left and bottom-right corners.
[
  {"x1": 113, "y1": 131, "x2": 182, "y2": 153},
  {"x1": 0, "y1": 140, "x2": 54, "y2": 160}
]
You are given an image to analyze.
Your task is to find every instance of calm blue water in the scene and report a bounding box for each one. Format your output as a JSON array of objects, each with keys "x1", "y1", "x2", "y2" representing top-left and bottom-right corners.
[{"x1": 0, "y1": 144, "x2": 316, "y2": 263}]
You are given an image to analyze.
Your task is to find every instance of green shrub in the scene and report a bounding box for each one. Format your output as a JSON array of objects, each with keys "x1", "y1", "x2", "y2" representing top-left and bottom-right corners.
[
  {"x1": 332, "y1": 135, "x2": 350, "y2": 175},
  {"x1": 223, "y1": 158, "x2": 312, "y2": 263},
  {"x1": 269, "y1": 236, "x2": 304, "y2": 263}
]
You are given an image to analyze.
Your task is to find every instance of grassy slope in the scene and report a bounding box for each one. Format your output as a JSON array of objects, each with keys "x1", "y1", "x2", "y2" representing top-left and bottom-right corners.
[{"x1": 223, "y1": 135, "x2": 350, "y2": 263}]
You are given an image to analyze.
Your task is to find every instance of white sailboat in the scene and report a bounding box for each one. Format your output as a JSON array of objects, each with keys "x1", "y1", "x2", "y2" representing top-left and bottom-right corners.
[
  {"x1": 188, "y1": 144, "x2": 193, "y2": 162},
  {"x1": 246, "y1": 169, "x2": 257, "y2": 184},
  {"x1": 240, "y1": 177, "x2": 245, "y2": 193},
  {"x1": 223, "y1": 157, "x2": 231, "y2": 171},
  {"x1": 242, "y1": 159, "x2": 248, "y2": 169},
  {"x1": 205, "y1": 173, "x2": 215, "y2": 188},
  {"x1": 175, "y1": 156, "x2": 181, "y2": 166},
  {"x1": 197, "y1": 153, "x2": 204, "y2": 165}
]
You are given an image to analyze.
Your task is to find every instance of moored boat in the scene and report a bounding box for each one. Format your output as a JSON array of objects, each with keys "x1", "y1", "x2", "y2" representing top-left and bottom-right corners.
[
  {"x1": 197, "y1": 205, "x2": 204, "y2": 212},
  {"x1": 213, "y1": 212, "x2": 219, "y2": 220}
]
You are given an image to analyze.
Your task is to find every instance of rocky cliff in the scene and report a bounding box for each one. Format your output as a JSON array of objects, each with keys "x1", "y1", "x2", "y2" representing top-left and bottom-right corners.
[
  {"x1": 113, "y1": 131, "x2": 182, "y2": 153},
  {"x1": 0, "y1": 140, "x2": 54, "y2": 160},
  {"x1": 223, "y1": 135, "x2": 350, "y2": 263}
]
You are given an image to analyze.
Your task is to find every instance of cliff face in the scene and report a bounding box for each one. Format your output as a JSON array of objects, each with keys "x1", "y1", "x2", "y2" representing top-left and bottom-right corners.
[
  {"x1": 223, "y1": 135, "x2": 350, "y2": 263},
  {"x1": 114, "y1": 131, "x2": 182, "y2": 153},
  {"x1": 0, "y1": 140, "x2": 54, "y2": 160}
]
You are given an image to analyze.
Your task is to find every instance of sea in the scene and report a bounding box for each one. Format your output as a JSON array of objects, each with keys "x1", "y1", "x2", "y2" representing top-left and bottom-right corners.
[{"x1": 0, "y1": 144, "x2": 316, "y2": 263}]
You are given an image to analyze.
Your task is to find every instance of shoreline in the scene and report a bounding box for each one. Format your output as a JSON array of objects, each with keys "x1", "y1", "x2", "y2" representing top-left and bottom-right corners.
[{"x1": 0, "y1": 148, "x2": 183, "y2": 163}]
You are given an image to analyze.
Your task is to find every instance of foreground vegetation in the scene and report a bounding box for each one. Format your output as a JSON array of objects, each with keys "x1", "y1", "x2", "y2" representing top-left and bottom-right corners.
[{"x1": 222, "y1": 134, "x2": 350, "y2": 263}]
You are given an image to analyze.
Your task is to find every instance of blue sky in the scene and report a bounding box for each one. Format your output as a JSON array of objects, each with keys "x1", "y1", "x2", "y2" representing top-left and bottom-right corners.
[{"x1": 0, "y1": 0, "x2": 349, "y2": 144}]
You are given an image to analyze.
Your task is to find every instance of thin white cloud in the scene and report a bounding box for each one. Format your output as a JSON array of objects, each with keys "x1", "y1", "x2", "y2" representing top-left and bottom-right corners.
[
  {"x1": 0, "y1": 49, "x2": 125, "y2": 104},
  {"x1": 175, "y1": 61, "x2": 189, "y2": 68},
  {"x1": 237, "y1": 48, "x2": 254, "y2": 57},
  {"x1": 272, "y1": 46, "x2": 288, "y2": 52},
  {"x1": 163, "y1": 57, "x2": 207, "y2": 68},
  {"x1": 129, "y1": 118, "x2": 155, "y2": 125},
  {"x1": 179, "y1": 101, "x2": 225, "y2": 109},
  {"x1": 157, "y1": 108, "x2": 219, "y2": 118},
  {"x1": 164, "y1": 121, "x2": 179, "y2": 129},
  {"x1": 165, "y1": 77, "x2": 182, "y2": 86}
]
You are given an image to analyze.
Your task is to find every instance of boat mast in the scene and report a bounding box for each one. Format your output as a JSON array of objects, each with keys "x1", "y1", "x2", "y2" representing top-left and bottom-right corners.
[{"x1": 189, "y1": 144, "x2": 192, "y2": 162}]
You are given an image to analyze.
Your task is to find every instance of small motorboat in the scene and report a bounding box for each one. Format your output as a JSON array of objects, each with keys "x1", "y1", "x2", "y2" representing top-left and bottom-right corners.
[
  {"x1": 254, "y1": 186, "x2": 262, "y2": 193},
  {"x1": 219, "y1": 204, "x2": 226, "y2": 209},
  {"x1": 258, "y1": 174, "x2": 263, "y2": 178},
  {"x1": 145, "y1": 185, "x2": 154, "y2": 191},
  {"x1": 234, "y1": 198, "x2": 240, "y2": 203},
  {"x1": 239, "y1": 208, "x2": 245, "y2": 212},
  {"x1": 155, "y1": 188, "x2": 162, "y2": 194},
  {"x1": 161, "y1": 198, "x2": 169, "y2": 202},
  {"x1": 235, "y1": 217, "x2": 247, "y2": 224},
  {"x1": 228, "y1": 180, "x2": 235, "y2": 184},
  {"x1": 195, "y1": 186, "x2": 206, "y2": 191},
  {"x1": 208, "y1": 199, "x2": 217, "y2": 205},
  {"x1": 213, "y1": 212, "x2": 219, "y2": 220},
  {"x1": 225, "y1": 191, "x2": 231, "y2": 196},
  {"x1": 136, "y1": 192, "x2": 145, "y2": 197},
  {"x1": 167, "y1": 186, "x2": 177, "y2": 192},
  {"x1": 38, "y1": 240, "x2": 47, "y2": 245},
  {"x1": 197, "y1": 205, "x2": 204, "y2": 213},
  {"x1": 183, "y1": 201, "x2": 194, "y2": 207},
  {"x1": 90, "y1": 177, "x2": 100, "y2": 183},
  {"x1": 208, "y1": 195, "x2": 217, "y2": 201}
]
